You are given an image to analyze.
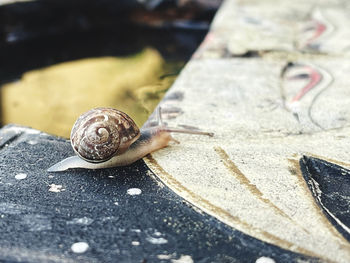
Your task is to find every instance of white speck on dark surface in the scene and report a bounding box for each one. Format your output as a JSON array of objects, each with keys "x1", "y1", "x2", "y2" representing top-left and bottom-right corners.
[
  {"x1": 15, "y1": 173, "x2": 27, "y2": 180},
  {"x1": 157, "y1": 254, "x2": 172, "y2": 260},
  {"x1": 67, "y1": 217, "x2": 94, "y2": 226},
  {"x1": 26, "y1": 140, "x2": 38, "y2": 145},
  {"x1": 131, "y1": 241, "x2": 140, "y2": 246},
  {"x1": 49, "y1": 184, "x2": 65, "y2": 192},
  {"x1": 127, "y1": 188, "x2": 142, "y2": 196},
  {"x1": 154, "y1": 231, "x2": 162, "y2": 236},
  {"x1": 146, "y1": 236, "x2": 168, "y2": 245},
  {"x1": 255, "y1": 256, "x2": 276, "y2": 263},
  {"x1": 71, "y1": 242, "x2": 89, "y2": 254},
  {"x1": 171, "y1": 255, "x2": 194, "y2": 263},
  {"x1": 114, "y1": 201, "x2": 119, "y2": 205}
]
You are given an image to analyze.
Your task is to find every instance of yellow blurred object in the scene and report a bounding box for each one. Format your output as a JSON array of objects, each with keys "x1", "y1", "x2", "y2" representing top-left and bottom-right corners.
[{"x1": 1, "y1": 48, "x2": 176, "y2": 138}]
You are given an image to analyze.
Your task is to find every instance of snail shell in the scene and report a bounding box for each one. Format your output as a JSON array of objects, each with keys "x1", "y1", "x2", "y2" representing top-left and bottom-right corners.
[{"x1": 70, "y1": 108, "x2": 140, "y2": 163}]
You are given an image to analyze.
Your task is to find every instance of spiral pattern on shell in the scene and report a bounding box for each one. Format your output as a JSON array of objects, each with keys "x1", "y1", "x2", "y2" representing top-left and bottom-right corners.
[{"x1": 70, "y1": 108, "x2": 140, "y2": 163}]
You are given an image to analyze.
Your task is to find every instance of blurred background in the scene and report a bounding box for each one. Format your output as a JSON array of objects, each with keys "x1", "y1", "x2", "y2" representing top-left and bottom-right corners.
[{"x1": 0, "y1": 0, "x2": 222, "y2": 137}]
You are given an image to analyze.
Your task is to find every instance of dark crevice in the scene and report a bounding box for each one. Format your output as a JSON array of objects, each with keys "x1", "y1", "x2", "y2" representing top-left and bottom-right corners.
[
  {"x1": 299, "y1": 155, "x2": 350, "y2": 242},
  {"x1": 232, "y1": 50, "x2": 261, "y2": 58}
]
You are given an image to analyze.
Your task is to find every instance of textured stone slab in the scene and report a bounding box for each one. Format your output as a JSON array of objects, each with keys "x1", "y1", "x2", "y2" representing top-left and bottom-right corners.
[
  {"x1": 0, "y1": 125, "x2": 317, "y2": 262},
  {"x1": 146, "y1": 1, "x2": 350, "y2": 262},
  {"x1": 196, "y1": 0, "x2": 350, "y2": 57},
  {"x1": 146, "y1": 57, "x2": 350, "y2": 262}
]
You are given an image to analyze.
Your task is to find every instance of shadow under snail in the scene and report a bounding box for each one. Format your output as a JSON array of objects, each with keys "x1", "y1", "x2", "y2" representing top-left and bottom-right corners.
[{"x1": 47, "y1": 107, "x2": 214, "y2": 172}]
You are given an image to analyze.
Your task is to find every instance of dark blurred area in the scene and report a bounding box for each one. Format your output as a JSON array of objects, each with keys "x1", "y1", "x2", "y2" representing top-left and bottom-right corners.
[{"x1": 0, "y1": 0, "x2": 222, "y2": 83}]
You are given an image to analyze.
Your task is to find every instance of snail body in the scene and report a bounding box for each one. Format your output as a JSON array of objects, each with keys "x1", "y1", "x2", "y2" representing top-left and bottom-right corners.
[{"x1": 47, "y1": 107, "x2": 213, "y2": 172}]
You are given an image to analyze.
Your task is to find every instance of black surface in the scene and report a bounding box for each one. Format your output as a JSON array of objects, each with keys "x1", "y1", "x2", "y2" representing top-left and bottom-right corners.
[
  {"x1": 300, "y1": 156, "x2": 350, "y2": 242},
  {"x1": 0, "y1": 0, "x2": 214, "y2": 84},
  {"x1": 0, "y1": 125, "x2": 320, "y2": 262}
]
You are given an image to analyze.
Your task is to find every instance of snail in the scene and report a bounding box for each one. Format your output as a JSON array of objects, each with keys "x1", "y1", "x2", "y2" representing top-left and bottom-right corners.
[{"x1": 47, "y1": 107, "x2": 213, "y2": 172}]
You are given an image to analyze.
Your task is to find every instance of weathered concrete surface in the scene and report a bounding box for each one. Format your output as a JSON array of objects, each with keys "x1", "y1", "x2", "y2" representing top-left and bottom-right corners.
[
  {"x1": 203, "y1": 0, "x2": 350, "y2": 56},
  {"x1": 0, "y1": 125, "x2": 319, "y2": 262},
  {"x1": 144, "y1": 0, "x2": 350, "y2": 262},
  {"x1": 146, "y1": 58, "x2": 350, "y2": 262}
]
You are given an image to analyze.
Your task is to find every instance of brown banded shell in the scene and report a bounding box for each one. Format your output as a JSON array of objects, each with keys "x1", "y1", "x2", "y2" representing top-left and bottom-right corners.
[{"x1": 70, "y1": 108, "x2": 140, "y2": 163}]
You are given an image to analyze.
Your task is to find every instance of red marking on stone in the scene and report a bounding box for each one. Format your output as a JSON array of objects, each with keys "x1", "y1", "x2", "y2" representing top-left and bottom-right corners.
[
  {"x1": 291, "y1": 66, "x2": 322, "y2": 102},
  {"x1": 304, "y1": 20, "x2": 326, "y2": 47}
]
